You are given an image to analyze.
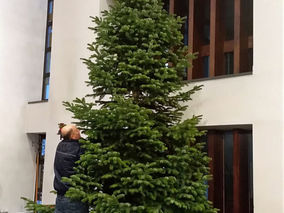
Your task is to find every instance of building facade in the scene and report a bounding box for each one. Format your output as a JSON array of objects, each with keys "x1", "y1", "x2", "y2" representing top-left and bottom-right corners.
[{"x1": 0, "y1": 0, "x2": 283, "y2": 212}]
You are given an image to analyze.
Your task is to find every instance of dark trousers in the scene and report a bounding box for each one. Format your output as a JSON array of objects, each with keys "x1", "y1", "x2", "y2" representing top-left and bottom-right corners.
[{"x1": 55, "y1": 195, "x2": 88, "y2": 213}]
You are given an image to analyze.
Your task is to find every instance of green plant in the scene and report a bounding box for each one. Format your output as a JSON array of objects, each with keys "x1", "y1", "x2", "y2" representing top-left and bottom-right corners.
[
  {"x1": 63, "y1": 0, "x2": 217, "y2": 212},
  {"x1": 21, "y1": 197, "x2": 54, "y2": 213}
]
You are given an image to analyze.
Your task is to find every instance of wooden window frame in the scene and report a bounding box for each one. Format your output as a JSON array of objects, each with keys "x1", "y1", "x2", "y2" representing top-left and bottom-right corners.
[
  {"x1": 206, "y1": 129, "x2": 253, "y2": 213},
  {"x1": 168, "y1": 0, "x2": 253, "y2": 80}
]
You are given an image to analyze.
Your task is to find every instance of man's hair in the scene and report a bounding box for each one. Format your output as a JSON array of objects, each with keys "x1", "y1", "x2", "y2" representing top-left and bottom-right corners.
[{"x1": 61, "y1": 125, "x2": 75, "y2": 140}]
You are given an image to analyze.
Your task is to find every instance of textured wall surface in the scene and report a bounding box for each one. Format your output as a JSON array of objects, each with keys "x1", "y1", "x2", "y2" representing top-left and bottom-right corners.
[{"x1": 0, "y1": 0, "x2": 47, "y2": 212}]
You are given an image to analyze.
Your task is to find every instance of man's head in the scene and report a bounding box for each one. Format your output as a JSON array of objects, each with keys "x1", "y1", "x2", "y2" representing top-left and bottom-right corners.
[{"x1": 61, "y1": 124, "x2": 81, "y2": 140}]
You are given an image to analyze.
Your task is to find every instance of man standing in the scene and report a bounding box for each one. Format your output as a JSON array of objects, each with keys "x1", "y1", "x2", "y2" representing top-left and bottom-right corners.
[{"x1": 54, "y1": 124, "x2": 88, "y2": 213}]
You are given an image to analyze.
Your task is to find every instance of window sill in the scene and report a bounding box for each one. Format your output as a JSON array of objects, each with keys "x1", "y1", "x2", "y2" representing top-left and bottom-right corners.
[
  {"x1": 28, "y1": 100, "x2": 48, "y2": 104},
  {"x1": 186, "y1": 71, "x2": 253, "y2": 83},
  {"x1": 198, "y1": 124, "x2": 252, "y2": 131}
]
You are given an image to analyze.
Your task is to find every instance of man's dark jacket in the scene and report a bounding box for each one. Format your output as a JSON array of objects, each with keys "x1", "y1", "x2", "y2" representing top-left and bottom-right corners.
[{"x1": 54, "y1": 139, "x2": 83, "y2": 195}]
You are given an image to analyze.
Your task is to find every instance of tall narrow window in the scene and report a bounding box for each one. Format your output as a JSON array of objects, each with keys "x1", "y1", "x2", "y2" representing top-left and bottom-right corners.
[
  {"x1": 165, "y1": 0, "x2": 253, "y2": 80},
  {"x1": 42, "y1": 0, "x2": 54, "y2": 100},
  {"x1": 34, "y1": 134, "x2": 46, "y2": 204},
  {"x1": 202, "y1": 129, "x2": 253, "y2": 213}
]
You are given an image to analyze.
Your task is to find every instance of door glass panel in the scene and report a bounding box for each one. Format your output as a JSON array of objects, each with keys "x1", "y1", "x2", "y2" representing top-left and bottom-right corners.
[{"x1": 224, "y1": 131, "x2": 234, "y2": 213}]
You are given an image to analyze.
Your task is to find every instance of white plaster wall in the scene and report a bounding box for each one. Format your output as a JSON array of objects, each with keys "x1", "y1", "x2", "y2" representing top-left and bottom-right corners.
[
  {"x1": 184, "y1": 0, "x2": 284, "y2": 212},
  {"x1": 0, "y1": 0, "x2": 47, "y2": 212}
]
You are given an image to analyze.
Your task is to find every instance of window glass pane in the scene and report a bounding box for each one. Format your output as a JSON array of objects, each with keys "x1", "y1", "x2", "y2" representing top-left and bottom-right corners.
[
  {"x1": 48, "y1": 0, "x2": 53, "y2": 14},
  {"x1": 246, "y1": 0, "x2": 253, "y2": 37},
  {"x1": 46, "y1": 26, "x2": 52, "y2": 48},
  {"x1": 247, "y1": 0, "x2": 253, "y2": 72},
  {"x1": 238, "y1": 0, "x2": 253, "y2": 73},
  {"x1": 247, "y1": 133, "x2": 253, "y2": 211},
  {"x1": 43, "y1": 77, "x2": 50, "y2": 100},
  {"x1": 48, "y1": 1, "x2": 53, "y2": 23},
  {"x1": 183, "y1": 68, "x2": 188, "y2": 80},
  {"x1": 205, "y1": 129, "x2": 253, "y2": 212},
  {"x1": 45, "y1": 84, "x2": 50, "y2": 100},
  {"x1": 195, "y1": 0, "x2": 210, "y2": 45},
  {"x1": 162, "y1": 0, "x2": 169, "y2": 12},
  {"x1": 225, "y1": 52, "x2": 234, "y2": 74},
  {"x1": 196, "y1": 134, "x2": 209, "y2": 199},
  {"x1": 203, "y1": 56, "x2": 210, "y2": 77},
  {"x1": 42, "y1": 1, "x2": 53, "y2": 100},
  {"x1": 184, "y1": 17, "x2": 188, "y2": 46},
  {"x1": 224, "y1": 131, "x2": 234, "y2": 213},
  {"x1": 248, "y1": 48, "x2": 253, "y2": 72},
  {"x1": 41, "y1": 139, "x2": 46, "y2": 156},
  {"x1": 192, "y1": 0, "x2": 210, "y2": 79},
  {"x1": 36, "y1": 135, "x2": 46, "y2": 203},
  {"x1": 239, "y1": 131, "x2": 254, "y2": 213},
  {"x1": 174, "y1": 0, "x2": 189, "y2": 46},
  {"x1": 223, "y1": 0, "x2": 234, "y2": 41},
  {"x1": 203, "y1": 0, "x2": 210, "y2": 45},
  {"x1": 187, "y1": 0, "x2": 253, "y2": 79},
  {"x1": 202, "y1": 135, "x2": 209, "y2": 200},
  {"x1": 45, "y1": 52, "x2": 51, "y2": 73}
]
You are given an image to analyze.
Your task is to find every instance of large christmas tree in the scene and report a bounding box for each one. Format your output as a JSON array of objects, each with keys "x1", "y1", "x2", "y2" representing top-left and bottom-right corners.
[{"x1": 63, "y1": 0, "x2": 217, "y2": 212}]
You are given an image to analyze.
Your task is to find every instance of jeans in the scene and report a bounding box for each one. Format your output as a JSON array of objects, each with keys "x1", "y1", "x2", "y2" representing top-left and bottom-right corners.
[{"x1": 55, "y1": 195, "x2": 89, "y2": 213}]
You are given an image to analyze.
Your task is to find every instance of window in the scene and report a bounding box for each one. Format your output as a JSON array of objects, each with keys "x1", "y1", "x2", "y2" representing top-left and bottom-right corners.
[
  {"x1": 42, "y1": 0, "x2": 54, "y2": 100},
  {"x1": 200, "y1": 129, "x2": 253, "y2": 213},
  {"x1": 163, "y1": 0, "x2": 253, "y2": 80},
  {"x1": 34, "y1": 134, "x2": 46, "y2": 204}
]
